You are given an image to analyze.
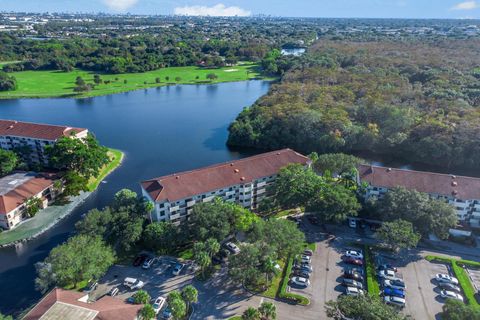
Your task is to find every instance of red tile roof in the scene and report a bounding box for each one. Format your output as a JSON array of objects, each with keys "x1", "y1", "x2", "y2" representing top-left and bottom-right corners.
[
  {"x1": 142, "y1": 149, "x2": 310, "y2": 202},
  {"x1": 0, "y1": 119, "x2": 87, "y2": 141},
  {"x1": 0, "y1": 173, "x2": 55, "y2": 215},
  {"x1": 23, "y1": 288, "x2": 142, "y2": 320},
  {"x1": 358, "y1": 164, "x2": 480, "y2": 200}
]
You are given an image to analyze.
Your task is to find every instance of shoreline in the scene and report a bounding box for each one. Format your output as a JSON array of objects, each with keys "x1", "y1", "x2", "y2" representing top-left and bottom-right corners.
[{"x1": 0, "y1": 149, "x2": 125, "y2": 247}]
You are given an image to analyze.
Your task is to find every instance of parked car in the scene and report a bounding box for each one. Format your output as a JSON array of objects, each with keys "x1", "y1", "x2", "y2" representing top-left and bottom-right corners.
[
  {"x1": 108, "y1": 287, "x2": 119, "y2": 297},
  {"x1": 343, "y1": 256, "x2": 363, "y2": 266},
  {"x1": 212, "y1": 255, "x2": 222, "y2": 265},
  {"x1": 292, "y1": 269, "x2": 310, "y2": 279},
  {"x1": 383, "y1": 279, "x2": 406, "y2": 290},
  {"x1": 436, "y1": 273, "x2": 459, "y2": 285},
  {"x1": 83, "y1": 280, "x2": 98, "y2": 292},
  {"x1": 301, "y1": 255, "x2": 311, "y2": 264},
  {"x1": 303, "y1": 249, "x2": 314, "y2": 256},
  {"x1": 172, "y1": 263, "x2": 185, "y2": 276},
  {"x1": 300, "y1": 264, "x2": 313, "y2": 273},
  {"x1": 343, "y1": 269, "x2": 364, "y2": 282},
  {"x1": 383, "y1": 287, "x2": 405, "y2": 298},
  {"x1": 384, "y1": 295, "x2": 406, "y2": 308},
  {"x1": 290, "y1": 276, "x2": 310, "y2": 287},
  {"x1": 378, "y1": 269, "x2": 397, "y2": 280},
  {"x1": 162, "y1": 306, "x2": 172, "y2": 319},
  {"x1": 133, "y1": 254, "x2": 148, "y2": 267},
  {"x1": 152, "y1": 296, "x2": 166, "y2": 314},
  {"x1": 440, "y1": 290, "x2": 463, "y2": 301},
  {"x1": 377, "y1": 264, "x2": 398, "y2": 272},
  {"x1": 438, "y1": 282, "x2": 461, "y2": 293},
  {"x1": 225, "y1": 242, "x2": 241, "y2": 254},
  {"x1": 142, "y1": 257, "x2": 156, "y2": 269},
  {"x1": 123, "y1": 277, "x2": 144, "y2": 290},
  {"x1": 345, "y1": 286, "x2": 364, "y2": 296},
  {"x1": 342, "y1": 278, "x2": 363, "y2": 289},
  {"x1": 348, "y1": 219, "x2": 357, "y2": 228},
  {"x1": 219, "y1": 249, "x2": 231, "y2": 258},
  {"x1": 345, "y1": 250, "x2": 364, "y2": 260}
]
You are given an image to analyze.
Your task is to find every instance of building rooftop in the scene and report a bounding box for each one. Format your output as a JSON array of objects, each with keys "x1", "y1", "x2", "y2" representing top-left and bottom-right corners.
[
  {"x1": 358, "y1": 164, "x2": 480, "y2": 200},
  {"x1": 0, "y1": 119, "x2": 87, "y2": 141},
  {"x1": 142, "y1": 148, "x2": 310, "y2": 203},
  {"x1": 0, "y1": 172, "x2": 55, "y2": 214},
  {"x1": 23, "y1": 288, "x2": 142, "y2": 320}
]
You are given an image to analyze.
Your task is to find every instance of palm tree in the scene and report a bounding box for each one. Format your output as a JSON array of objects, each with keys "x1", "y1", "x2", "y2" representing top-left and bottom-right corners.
[
  {"x1": 181, "y1": 285, "x2": 198, "y2": 313},
  {"x1": 258, "y1": 301, "x2": 276, "y2": 320},
  {"x1": 205, "y1": 238, "x2": 220, "y2": 258},
  {"x1": 242, "y1": 307, "x2": 260, "y2": 320},
  {"x1": 197, "y1": 251, "x2": 211, "y2": 278},
  {"x1": 262, "y1": 259, "x2": 277, "y2": 287}
]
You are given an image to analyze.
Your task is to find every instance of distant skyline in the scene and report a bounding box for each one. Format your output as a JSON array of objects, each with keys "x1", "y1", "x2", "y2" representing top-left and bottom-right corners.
[{"x1": 1, "y1": 0, "x2": 480, "y2": 19}]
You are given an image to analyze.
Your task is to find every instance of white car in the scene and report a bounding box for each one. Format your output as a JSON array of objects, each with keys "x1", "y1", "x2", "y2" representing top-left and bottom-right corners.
[
  {"x1": 123, "y1": 278, "x2": 144, "y2": 290},
  {"x1": 345, "y1": 286, "x2": 364, "y2": 296},
  {"x1": 383, "y1": 279, "x2": 406, "y2": 290},
  {"x1": 152, "y1": 296, "x2": 166, "y2": 314},
  {"x1": 345, "y1": 250, "x2": 363, "y2": 260},
  {"x1": 440, "y1": 290, "x2": 464, "y2": 301},
  {"x1": 378, "y1": 269, "x2": 397, "y2": 280},
  {"x1": 291, "y1": 276, "x2": 310, "y2": 287},
  {"x1": 384, "y1": 295, "x2": 406, "y2": 308},
  {"x1": 349, "y1": 219, "x2": 357, "y2": 228},
  {"x1": 172, "y1": 263, "x2": 185, "y2": 276},
  {"x1": 301, "y1": 255, "x2": 311, "y2": 263},
  {"x1": 225, "y1": 242, "x2": 241, "y2": 254},
  {"x1": 436, "y1": 274, "x2": 459, "y2": 285},
  {"x1": 142, "y1": 257, "x2": 156, "y2": 269}
]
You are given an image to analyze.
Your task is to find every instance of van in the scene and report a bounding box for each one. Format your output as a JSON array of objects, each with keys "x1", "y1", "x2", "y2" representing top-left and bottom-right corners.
[{"x1": 123, "y1": 277, "x2": 144, "y2": 290}]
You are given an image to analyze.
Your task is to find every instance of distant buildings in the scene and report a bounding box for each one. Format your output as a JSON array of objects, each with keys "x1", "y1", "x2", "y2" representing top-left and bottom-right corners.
[
  {"x1": 358, "y1": 165, "x2": 480, "y2": 227},
  {"x1": 141, "y1": 149, "x2": 310, "y2": 224},
  {"x1": 23, "y1": 288, "x2": 142, "y2": 320},
  {"x1": 0, "y1": 119, "x2": 88, "y2": 165},
  {"x1": 0, "y1": 172, "x2": 59, "y2": 230}
]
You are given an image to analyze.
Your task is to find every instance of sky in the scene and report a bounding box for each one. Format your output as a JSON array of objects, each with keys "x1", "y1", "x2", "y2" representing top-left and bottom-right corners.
[{"x1": 1, "y1": 0, "x2": 480, "y2": 19}]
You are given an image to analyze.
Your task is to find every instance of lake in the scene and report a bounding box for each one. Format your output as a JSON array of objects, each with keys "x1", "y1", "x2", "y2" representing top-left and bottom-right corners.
[{"x1": 0, "y1": 80, "x2": 271, "y2": 316}]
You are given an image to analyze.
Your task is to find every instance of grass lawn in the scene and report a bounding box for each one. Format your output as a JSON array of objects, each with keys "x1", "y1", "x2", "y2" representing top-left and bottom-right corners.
[
  {"x1": 0, "y1": 62, "x2": 271, "y2": 99},
  {"x1": 426, "y1": 255, "x2": 480, "y2": 311},
  {"x1": 86, "y1": 148, "x2": 124, "y2": 191},
  {"x1": 364, "y1": 245, "x2": 380, "y2": 296},
  {"x1": 177, "y1": 248, "x2": 194, "y2": 260}
]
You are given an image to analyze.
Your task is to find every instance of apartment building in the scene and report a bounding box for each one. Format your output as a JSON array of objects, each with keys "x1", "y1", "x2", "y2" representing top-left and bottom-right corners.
[
  {"x1": 357, "y1": 164, "x2": 480, "y2": 226},
  {"x1": 141, "y1": 149, "x2": 310, "y2": 224},
  {"x1": 23, "y1": 288, "x2": 142, "y2": 320},
  {"x1": 0, "y1": 172, "x2": 58, "y2": 230},
  {"x1": 0, "y1": 119, "x2": 88, "y2": 165}
]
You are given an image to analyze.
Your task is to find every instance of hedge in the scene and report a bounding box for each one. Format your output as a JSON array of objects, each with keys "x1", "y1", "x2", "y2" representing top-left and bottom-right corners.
[
  {"x1": 277, "y1": 255, "x2": 310, "y2": 305},
  {"x1": 364, "y1": 245, "x2": 381, "y2": 296}
]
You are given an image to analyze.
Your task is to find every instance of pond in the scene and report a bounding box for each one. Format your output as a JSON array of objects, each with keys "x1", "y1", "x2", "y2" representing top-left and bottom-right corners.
[{"x1": 0, "y1": 80, "x2": 271, "y2": 316}]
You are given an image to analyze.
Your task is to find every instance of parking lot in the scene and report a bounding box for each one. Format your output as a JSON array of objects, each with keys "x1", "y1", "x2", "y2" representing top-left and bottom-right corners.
[
  {"x1": 396, "y1": 257, "x2": 449, "y2": 319},
  {"x1": 466, "y1": 266, "x2": 480, "y2": 292}
]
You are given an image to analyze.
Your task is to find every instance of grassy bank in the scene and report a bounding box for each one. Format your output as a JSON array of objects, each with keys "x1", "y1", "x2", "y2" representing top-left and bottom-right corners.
[
  {"x1": 426, "y1": 255, "x2": 480, "y2": 311},
  {"x1": 87, "y1": 148, "x2": 124, "y2": 191},
  {"x1": 0, "y1": 63, "x2": 270, "y2": 99}
]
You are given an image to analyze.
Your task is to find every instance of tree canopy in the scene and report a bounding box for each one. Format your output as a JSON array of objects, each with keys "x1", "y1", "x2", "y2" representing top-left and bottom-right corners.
[
  {"x1": 0, "y1": 71, "x2": 17, "y2": 91},
  {"x1": 325, "y1": 295, "x2": 408, "y2": 320},
  {"x1": 0, "y1": 149, "x2": 18, "y2": 176},
  {"x1": 376, "y1": 219, "x2": 421, "y2": 251}
]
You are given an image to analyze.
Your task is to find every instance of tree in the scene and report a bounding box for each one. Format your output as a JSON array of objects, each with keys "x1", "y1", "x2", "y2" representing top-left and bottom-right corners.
[
  {"x1": 75, "y1": 76, "x2": 85, "y2": 86},
  {"x1": 188, "y1": 200, "x2": 234, "y2": 242},
  {"x1": 376, "y1": 219, "x2": 420, "y2": 251},
  {"x1": 195, "y1": 251, "x2": 211, "y2": 278},
  {"x1": 0, "y1": 313, "x2": 13, "y2": 320},
  {"x1": 175, "y1": 76, "x2": 181, "y2": 82},
  {"x1": 143, "y1": 222, "x2": 179, "y2": 253},
  {"x1": 206, "y1": 73, "x2": 218, "y2": 80},
  {"x1": 113, "y1": 189, "x2": 138, "y2": 210},
  {"x1": 182, "y1": 285, "x2": 198, "y2": 313},
  {"x1": 309, "y1": 184, "x2": 360, "y2": 223},
  {"x1": 133, "y1": 290, "x2": 151, "y2": 304},
  {"x1": 167, "y1": 291, "x2": 187, "y2": 320},
  {"x1": 242, "y1": 307, "x2": 260, "y2": 320},
  {"x1": 34, "y1": 262, "x2": 57, "y2": 293},
  {"x1": 37, "y1": 235, "x2": 115, "y2": 289},
  {"x1": 0, "y1": 71, "x2": 17, "y2": 91},
  {"x1": 314, "y1": 153, "x2": 362, "y2": 176},
  {"x1": 204, "y1": 238, "x2": 221, "y2": 258},
  {"x1": 165, "y1": 76, "x2": 170, "y2": 81},
  {"x1": 93, "y1": 74, "x2": 102, "y2": 85},
  {"x1": 139, "y1": 304, "x2": 156, "y2": 320},
  {"x1": 441, "y1": 298, "x2": 480, "y2": 320},
  {"x1": 325, "y1": 295, "x2": 407, "y2": 320},
  {"x1": 155, "y1": 77, "x2": 161, "y2": 83},
  {"x1": 111, "y1": 211, "x2": 144, "y2": 252},
  {"x1": 424, "y1": 200, "x2": 458, "y2": 240},
  {"x1": 229, "y1": 244, "x2": 262, "y2": 285},
  {"x1": 258, "y1": 301, "x2": 276, "y2": 320},
  {"x1": 25, "y1": 197, "x2": 43, "y2": 217},
  {"x1": 62, "y1": 171, "x2": 89, "y2": 196},
  {"x1": 0, "y1": 149, "x2": 18, "y2": 176},
  {"x1": 75, "y1": 207, "x2": 113, "y2": 238}
]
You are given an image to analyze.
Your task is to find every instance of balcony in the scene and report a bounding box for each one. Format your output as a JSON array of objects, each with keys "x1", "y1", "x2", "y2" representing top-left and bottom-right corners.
[
  {"x1": 256, "y1": 181, "x2": 266, "y2": 187},
  {"x1": 170, "y1": 213, "x2": 180, "y2": 220},
  {"x1": 187, "y1": 200, "x2": 196, "y2": 207},
  {"x1": 170, "y1": 206, "x2": 179, "y2": 213},
  {"x1": 255, "y1": 188, "x2": 266, "y2": 195},
  {"x1": 203, "y1": 196, "x2": 214, "y2": 203}
]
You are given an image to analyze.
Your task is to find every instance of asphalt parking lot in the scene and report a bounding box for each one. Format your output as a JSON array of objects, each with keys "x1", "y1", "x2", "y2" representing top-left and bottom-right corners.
[
  {"x1": 466, "y1": 266, "x2": 480, "y2": 291},
  {"x1": 398, "y1": 257, "x2": 448, "y2": 319}
]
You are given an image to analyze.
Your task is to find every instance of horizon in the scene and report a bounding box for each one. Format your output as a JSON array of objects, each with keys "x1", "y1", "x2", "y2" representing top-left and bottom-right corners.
[{"x1": 1, "y1": 1, "x2": 480, "y2": 19}]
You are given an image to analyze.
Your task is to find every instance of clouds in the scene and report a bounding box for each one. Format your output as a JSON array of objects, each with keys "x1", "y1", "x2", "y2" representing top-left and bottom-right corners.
[
  {"x1": 103, "y1": 0, "x2": 139, "y2": 11},
  {"x1": 451, "y1": 1, "x2": 478, "y2": 10},
  {"x1": 174, "y1": 3, "x2": 251, "y2": 17}
]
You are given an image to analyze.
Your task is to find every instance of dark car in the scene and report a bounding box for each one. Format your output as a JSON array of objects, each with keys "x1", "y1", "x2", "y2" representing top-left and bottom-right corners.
[
  {"x1": 133, "y1": 254, "x2": 148, "y2": 267},
  {"x1": 438, "y1": 282, "x2": 461, "y2": 293},
  {"x1": 292, "y1": 269, "x2": 310, "y2": 279},
  {"x1": 83, "y1": 280, "x2": 98, "y2": 292},
  {"x1": 383, "y1": 287, "x2": 405, "y2": 298},
  {"x1": 342, "y1": 278, "x2": 363, "y2": 289},
  {"x1": 343, "y1": 256, "x2": 363, "y2": 266},
  {"x1": 212, "y1": 255, "x2": 222, "y2": 265},
  {"x1": 344, "y1": 270, "x2": 364, "y2": 282},
  {"x1": 377, "y1": 264, "x2": 398, "y2": 272},
  {"x1": 303, "y1": 249, "x2": 314, "y2": 256}
]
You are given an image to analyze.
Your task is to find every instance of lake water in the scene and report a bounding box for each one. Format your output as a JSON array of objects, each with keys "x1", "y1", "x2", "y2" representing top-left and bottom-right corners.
[{"x1": 0, "y1": 80, "x2": 271, "y2": 316}]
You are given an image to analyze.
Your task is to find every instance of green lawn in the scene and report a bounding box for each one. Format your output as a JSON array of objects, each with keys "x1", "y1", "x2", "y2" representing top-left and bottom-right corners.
[
  {"x1": 0, "y1": 63, "x2": 270, "y2": 99},
  {"x1": 364, "y1": 245, "x2": 381, "y2": 296},
  {"x1": 425, "y1": 255, "x2": 480, "y2": 311},
  {"x1": 86, "y1": 148, "x2": 124, "y2": 191}
]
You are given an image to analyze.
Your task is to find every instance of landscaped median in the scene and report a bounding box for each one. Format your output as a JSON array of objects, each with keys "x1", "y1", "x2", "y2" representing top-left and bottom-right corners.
[
  {"x1": 364, "y1": 245, "x2": 381, "y2": 296},
  {"x1": 426, "y1": 255, "x2": 480, "y2": 311}
]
